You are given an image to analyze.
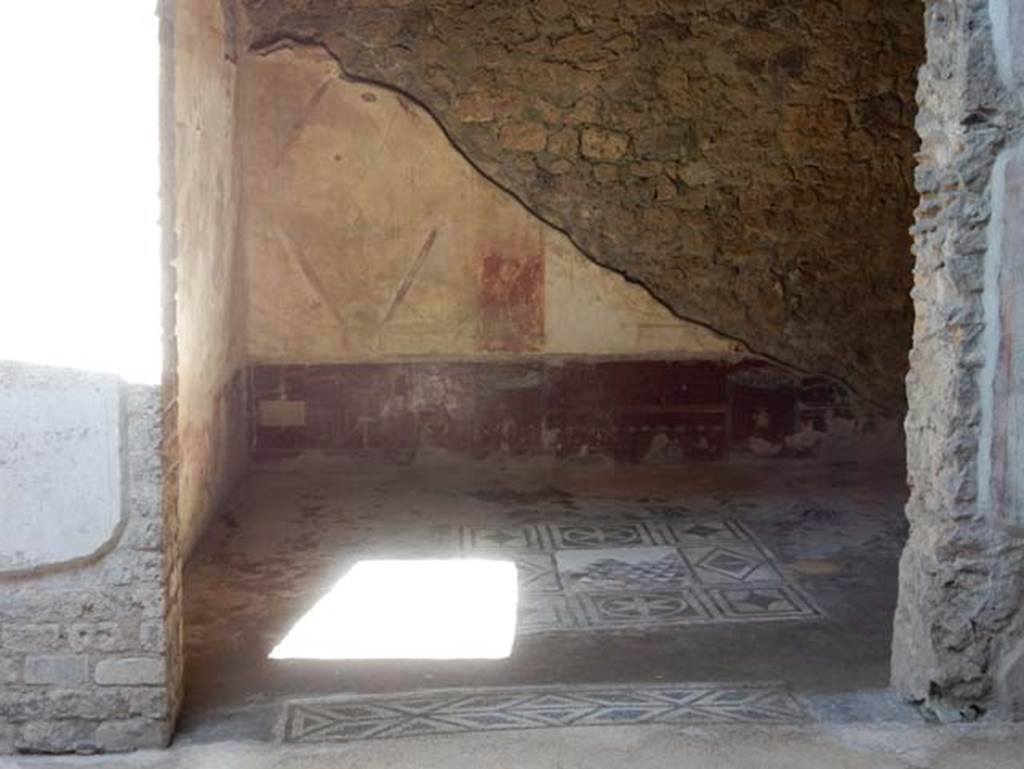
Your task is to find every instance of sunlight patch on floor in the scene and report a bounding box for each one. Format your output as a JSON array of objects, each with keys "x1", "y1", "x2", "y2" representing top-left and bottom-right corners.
[{"x1": 269, "y1": 559, "x2": 518, "y2": 660}]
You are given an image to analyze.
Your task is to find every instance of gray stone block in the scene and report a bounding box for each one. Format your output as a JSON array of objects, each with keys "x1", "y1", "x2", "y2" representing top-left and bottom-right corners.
[
  {"x1": 24, "y1": 655, "x2": 89, "y2": 686},
  {"x1": 0, "y1": 656, "x2": 19, "y2": 684},
  {"x1": 16, "y1": 720, "x2": 98, "y2": 754},
  {"x1": 2, "y1": 623, "x2": 61, "y2": 652},
  {"x1": 0, "y1": 722, "x2": 15, "y2": 754},
  {"x1": 94, "y1": 718, "x2": 167, "y2": 752},
  {"x1": 95, "y1": 657, "x2": 166, "y2": 686},
  {"x1": 127, "y1": 687, "x2": 169, "y2": 719},
  {"x1": 68, "y1": 622, "x2": 136, "y2": 653},
  {"x1": 123, "y1": 519, "x2": 163, "y2": 551},
  {"x1": 139, "y1": 620, "x2": 167, "y2": 653},
  {"x1": 2, "y1": 688, "x2": 131, "y2": 723}
]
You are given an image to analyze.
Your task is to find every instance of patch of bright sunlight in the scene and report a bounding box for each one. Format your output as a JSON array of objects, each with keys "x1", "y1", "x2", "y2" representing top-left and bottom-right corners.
[
  {"x1": 0, "y1": 4, "x2": 161, "y2": 384},
  {"x1": 269, "y1": 560, "x2": 519, "y2": 660}
]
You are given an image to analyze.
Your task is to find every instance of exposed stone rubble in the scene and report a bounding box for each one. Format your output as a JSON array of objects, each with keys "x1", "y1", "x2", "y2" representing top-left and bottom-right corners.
[
  {"x1": 240, "y1": 0, "x2": 924, "y2": 408},
  {"x1": 891, "y1": 0, "x2": 1024, "y2": 720}
]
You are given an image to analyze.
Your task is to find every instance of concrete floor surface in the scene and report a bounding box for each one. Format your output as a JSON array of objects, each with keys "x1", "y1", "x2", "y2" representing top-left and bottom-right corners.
[{"x1": 4, "y1": 723, "x2": 1024, "y2": 769}]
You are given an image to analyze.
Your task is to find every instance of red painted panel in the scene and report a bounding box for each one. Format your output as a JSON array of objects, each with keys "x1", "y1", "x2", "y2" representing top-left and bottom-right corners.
[{"x1": 478, "y1": 235, "x2": 544, "y2": 352}]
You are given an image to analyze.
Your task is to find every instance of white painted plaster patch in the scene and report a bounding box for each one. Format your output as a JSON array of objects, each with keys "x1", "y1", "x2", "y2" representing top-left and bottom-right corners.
[
  {"x1": 978, "y1": 143, "x2": 1024, "y2": 521},
  {"x1": 990, "y1": 0, "x2": 1023, "y2": 89},
  {"x1": 0, "y1": 361, "x2": 123, "y2": 574}
]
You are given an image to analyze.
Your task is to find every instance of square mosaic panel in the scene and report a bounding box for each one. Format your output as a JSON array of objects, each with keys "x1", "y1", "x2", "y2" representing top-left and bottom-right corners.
[
  {"x1": 460, "y1": 520, "x2": 675, "y2": 553},
  {"x1": 546, "y1": 522, "x2": 666, "y2": 549},
  {"x1": 510, "y1": 553, "x2": 562, "y2": 593},
  {"x1": 517, "y1": 593, "x2": 580, "y2": 633},
  {"x1": 706, "y1": 585, "x2": 820, "y2": 620},
  {"x1": 460, "y1": 525, "x2": 550, "y2": 552},
  {"x1": 680, "y1": 543, "x2": 783, "y2": 585},
  {"x1": 575, "y1": 590, "x2": 713, "y2": 628},
  {"x1": 555, "y1": 547, "x2": 693, "y2": 592},
  {"x1": 667, "y1": 518, "x2": 751, "y2": 545}
]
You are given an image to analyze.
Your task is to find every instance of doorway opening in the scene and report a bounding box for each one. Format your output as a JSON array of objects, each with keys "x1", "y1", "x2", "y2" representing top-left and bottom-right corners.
[{"x1": 172, "y1": 0, "x2": 925, "y2": 742}]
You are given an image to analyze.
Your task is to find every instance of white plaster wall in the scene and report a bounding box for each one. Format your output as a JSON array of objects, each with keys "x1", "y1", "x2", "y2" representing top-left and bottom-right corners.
[
  {"x1": 990, "y1": 0, "x2": 1024, "y2": 89},
  {"x1": 175, "y1": 0, "x2": 248, "y2": 557},
  {"x1": 0, "y1": 361, "x2": 123, "y2": 575}
]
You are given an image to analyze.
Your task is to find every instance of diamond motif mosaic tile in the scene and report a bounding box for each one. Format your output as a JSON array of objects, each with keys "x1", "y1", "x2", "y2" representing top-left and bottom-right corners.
[
  {"x1": 686, "y1": 544, "x2": 782, "y2": 585},
  {"x1": 460, "y1": 517, "x2": 823, "y2": 633},
  {"x1": 282, "y1": 682, "x2": 809, "y2": 743}
]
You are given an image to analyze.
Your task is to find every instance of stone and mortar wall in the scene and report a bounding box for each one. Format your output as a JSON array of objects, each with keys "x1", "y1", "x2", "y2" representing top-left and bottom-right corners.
[
  {"x1": 0, "y1": 375, "x2": 174, "y2": 753},
  {"x1": 239, "y1": 0, "x2": 923, "y2": 409},
  {"x1": 892, "y1": 0, "x2": 1024, "y2": 719},
  {"x1": 174, "y1": 0, "x2": 249, "y2": 559}
]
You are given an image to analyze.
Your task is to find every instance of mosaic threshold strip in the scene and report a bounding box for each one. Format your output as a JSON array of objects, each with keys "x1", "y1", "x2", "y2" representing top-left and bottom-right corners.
[{"x1": 282, "y1": 682, "x2": 809, "y2": 743}]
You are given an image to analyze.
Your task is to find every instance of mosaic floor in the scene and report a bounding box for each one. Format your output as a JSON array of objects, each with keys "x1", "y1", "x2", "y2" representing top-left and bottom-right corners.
[
  {"x1": 183, "y1": 457, "x2": 911, "y2": 740},
  {"x1": 281, "y1": 682, "x2": 809, "y2": 743},
  {"x1": 459, "y1": 518, "x2": 823, "y2": 633}
]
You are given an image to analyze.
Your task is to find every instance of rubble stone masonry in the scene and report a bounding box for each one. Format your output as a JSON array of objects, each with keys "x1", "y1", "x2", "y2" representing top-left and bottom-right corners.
[{"x1": 892, "y1": 0, "x2": 1024, "y2": 720}]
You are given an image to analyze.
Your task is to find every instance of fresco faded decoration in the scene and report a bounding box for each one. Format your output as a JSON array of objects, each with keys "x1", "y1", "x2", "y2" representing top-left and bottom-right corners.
[{"x1": 240, "y1": 48, "x2": 738, "y2": 363}]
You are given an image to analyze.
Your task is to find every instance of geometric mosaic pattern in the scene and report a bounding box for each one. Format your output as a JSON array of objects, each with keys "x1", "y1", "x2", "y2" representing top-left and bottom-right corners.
[
  {"x1": 555, "y1": 547, "x2": 691, "y2": 591},
  {"x1": 460, "y1": 518, "x2": 823, "y2": 633},
  {"x1": 281, "y1": 682, "x2": 809, "y2": 743},
  {"x1": 512, "y1": 553, "x2": 562, "y2": 592}
]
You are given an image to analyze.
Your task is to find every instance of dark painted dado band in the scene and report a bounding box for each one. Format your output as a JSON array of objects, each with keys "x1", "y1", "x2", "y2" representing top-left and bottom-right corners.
[{"x1": 248, "y1": 359, "x2": 847, "y2": 461}]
